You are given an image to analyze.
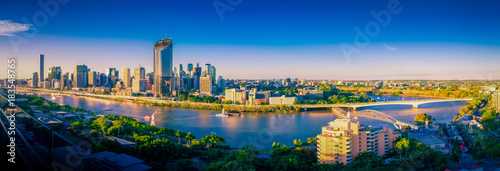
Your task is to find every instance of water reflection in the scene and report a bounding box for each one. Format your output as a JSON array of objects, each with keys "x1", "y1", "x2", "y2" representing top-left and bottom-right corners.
[{"x1": 40, "y1": 93, "x2": 466, "y2": 148}]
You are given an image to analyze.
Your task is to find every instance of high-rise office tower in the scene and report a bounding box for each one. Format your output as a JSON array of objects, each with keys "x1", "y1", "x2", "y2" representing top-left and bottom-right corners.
[
  {"x1": 200, "y1": 76, "x2": 212, "y2": 95},
  {"x1": 192, "y1": 67, "x2": 201, "y2": 90},
  {"x1": 194, "y1": 61, "x2": 199, "y2": 68},
  {"x1": 104, "y1": 67, "x2": 119, "y2": 87},
  {"x1": 187, "y1": 63, "x2": 193, "y2": 73},
  {"x1": 178, "y1": 64, "x2": 183, "y2": 74},
  {"x1": 48, "y1": 66, "x2": 61, "y2": 83},
  {"x1": 134, "y1": 67, "x2": 145, "y2": 79},
  {"x1": 205, "y1": 64, "x2": 212, "y2": 76},
  {"x1": 39, "y1": 54, "x2": 44, "y2": 82},
  {"x1": 61, "y1": 72, "x2": 69, "y2": 89},
  {"x1": 133, "y1": 67, "x2": 146, "y2": 93},
  {"x1": 153, "y1": 38, "x2": 173, "y2": 97},
  {"x1": 88, "y1": 71, "x2": 97, "y2": 87},
  {"x1": 73, "y1": 65, "x2": 88, "y2": 88},
  {"x1": 99, "y1": 73, "x2": 107, "y2": 87},
  {"x1": 123, "y1": 68, "x2": 131, "y2": 88},
  {"x1": 147, "y1": 72, "x2": 154, "y2": 83},
  {"x1": 211, "y1": 66, "x2": 216, "y2": 85},
  {"x1": 105, "y1": 68, "x2": 116, "y2": 77},
  {"x1": 32, "y1": 72, "x2": 39, "y2": 87},
  {"x1": 217, "y1": 76, "x2": 225, "y2": 90}
]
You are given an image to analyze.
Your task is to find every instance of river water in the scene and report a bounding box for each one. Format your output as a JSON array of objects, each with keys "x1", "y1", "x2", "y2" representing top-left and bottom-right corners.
[{"x1": 37, "y1": 93, "x2": 466, "y2": 148}]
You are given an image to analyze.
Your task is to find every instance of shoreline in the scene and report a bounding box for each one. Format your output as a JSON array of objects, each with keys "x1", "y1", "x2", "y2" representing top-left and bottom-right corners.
[{"x1": 21, "y1": 88, "x2": 465, "y2": 114}]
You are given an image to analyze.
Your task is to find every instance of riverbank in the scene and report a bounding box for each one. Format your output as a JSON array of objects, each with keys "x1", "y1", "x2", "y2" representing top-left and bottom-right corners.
[{"x1": 23, "y1": 88, "x2": 303, "y2": 113}]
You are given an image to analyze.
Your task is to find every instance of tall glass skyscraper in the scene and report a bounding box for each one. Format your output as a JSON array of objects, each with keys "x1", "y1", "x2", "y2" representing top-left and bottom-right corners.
[
  {"x1": 39, "y1": 54, "x2": 44, "y2": 82},
  {"x1": 187, "y1": 63, "x2": 193, "y2": 73},
  {"x1": 154, "y1": 38, "x2": 173, "y2": 97},
  {"x1": 73, "y1": 64, "x2": 88, "y2": 88},
  {"x1": 48, "y1": 66, "x2": 61, "y2": 82}
]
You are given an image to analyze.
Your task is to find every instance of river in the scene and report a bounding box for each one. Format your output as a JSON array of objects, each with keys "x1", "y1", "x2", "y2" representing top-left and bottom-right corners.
[{"x1": 36, "y1": 93, "x2": 466, "y2": 148}]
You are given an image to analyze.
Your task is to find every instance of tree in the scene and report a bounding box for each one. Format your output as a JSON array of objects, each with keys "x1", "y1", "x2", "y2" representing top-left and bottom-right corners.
[
  {"x1": 414, "y1": 113, "x2": 433, "y2": 126},
  {"x1": 92, "y1": 139, "x2": 124, "y2": 154},
  {"x1": 472, "y1": 140, "x2": 484, "y2": 160},
  {"x1": 175, "y1": 130, "x2": 182, "y2": 143},
  {"x1": 396, "y1": 138, "x2": 410, "y2": 158},
  {"x1": 207, "y1": 148, "x2": 224, "y2": 161},
  {"x1": 201, "y1": 135, "x2": 226, "y2": 145},
  {"x1": 352, "y1": 151, "x2": 385, "y2": 169},
  {"x1": 185, "y1": 132, "x2": 195, "y2": 146},
  {"x1": 451, "y1": 137, "x2": 462, "y2": 162}
]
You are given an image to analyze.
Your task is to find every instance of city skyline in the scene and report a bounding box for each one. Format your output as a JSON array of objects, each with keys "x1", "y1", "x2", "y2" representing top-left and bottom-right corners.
[{"x1": 1, "y1": 0, "x2": 500, "y2": 80}]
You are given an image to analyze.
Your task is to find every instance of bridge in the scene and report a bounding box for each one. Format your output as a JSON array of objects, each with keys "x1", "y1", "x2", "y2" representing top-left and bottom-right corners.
[
  {"x1": 301, "y1": 98, "x2": 472, "y2": 110},
  {"x1": 331, "y1": 107, "x2": 418, "y2": 130}
]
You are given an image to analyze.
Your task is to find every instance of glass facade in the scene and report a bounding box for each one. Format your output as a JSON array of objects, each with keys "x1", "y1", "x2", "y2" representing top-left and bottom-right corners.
[{"x1": 154, "y1": 38, "x2": 173, "y2": 97}]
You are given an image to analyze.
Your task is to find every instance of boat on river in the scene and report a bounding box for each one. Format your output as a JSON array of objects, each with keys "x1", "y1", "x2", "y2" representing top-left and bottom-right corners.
[
  {"x1": 216, "y1": 109, "x2": 241, "y2": 117},
  {"x1": 102, "y1": 108, "x2": 113, "y2": 111}
]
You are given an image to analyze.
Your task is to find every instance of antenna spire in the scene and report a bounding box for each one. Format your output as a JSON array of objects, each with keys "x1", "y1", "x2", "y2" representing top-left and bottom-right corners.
[{"x1": 164, "y1": 29, "x2": 167, "y2": 39}]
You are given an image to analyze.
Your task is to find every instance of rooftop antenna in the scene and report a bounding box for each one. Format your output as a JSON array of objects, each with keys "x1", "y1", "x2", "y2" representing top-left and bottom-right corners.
[{"x1": 164, "y1": 29, "x2": 167, "y2": 39}]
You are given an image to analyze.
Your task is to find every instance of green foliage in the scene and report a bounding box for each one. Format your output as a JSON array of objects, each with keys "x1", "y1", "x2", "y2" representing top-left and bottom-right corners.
[
  {"x1": 264, "y1": 147, "x2": 317, "y2": 171},
  {"x1": 129, "y1": 138, "x2": 189, "y2": 164},
  {"x1": 413, "y1": 113, "x2": 433, "y2": 126},
  {"x1": 472, "y1": 140, "x2": 484, "y2": 160},
  {"x1": 207, "y1": 148, "x2": 224, "y2": 161},
  {"x1": 201, "y1": 135, "x2": 226, "y2": 145},
  {"x1": 352, "y1": 151, "x2": 385, "y2": 169},
  {"x1": 207, "y1": 146, "x2": 260, "y2": 171},
  {"x1": 91, "y1": 139, "x2": 125, "y2": 154},
  {"x1": 485, "y1": 143, "x2": 500, "y2": 158},
  {"x1": 89, "y1": 130, "x2": 99, "y2": 137},
  {"x1": 451, "y1": 137, "x2": 462, "y2": 162},
  {"x1": 392, "y1": 137, "x2": 448, "y2": 170}
]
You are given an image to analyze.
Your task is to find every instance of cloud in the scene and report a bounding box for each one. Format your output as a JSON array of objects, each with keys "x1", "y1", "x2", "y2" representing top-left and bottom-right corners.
[
  {"x1": 0, "y1": 20, "x2": 31, "y2": 36},
  {"x1": 384, "y1": 43, "x2": 397, "y2": 51}
]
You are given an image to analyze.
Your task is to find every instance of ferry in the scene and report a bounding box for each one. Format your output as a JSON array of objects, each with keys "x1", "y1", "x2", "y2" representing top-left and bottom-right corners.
[
  {"x1": 102, "y1": 108, "x2": 113, "y2": 111},
  {"x1": 216, "y1": 109, "x2": 241, "y2": 117}
]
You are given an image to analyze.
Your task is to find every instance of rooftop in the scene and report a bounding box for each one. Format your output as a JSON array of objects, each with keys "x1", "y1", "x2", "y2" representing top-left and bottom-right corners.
[{"x1": 409, "y1": 133, "x2": 445, "y2": 146}]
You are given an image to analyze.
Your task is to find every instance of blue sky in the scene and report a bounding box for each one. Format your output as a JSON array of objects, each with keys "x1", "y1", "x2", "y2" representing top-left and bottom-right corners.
[{"x1": 0, "y1": 0, "x2": 499, "y2": 80}]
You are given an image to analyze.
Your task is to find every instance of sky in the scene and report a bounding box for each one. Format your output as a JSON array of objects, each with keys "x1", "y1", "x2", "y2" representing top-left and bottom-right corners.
[{"x1": 0, "y1": 0, "x2": 499, "y2": 80}]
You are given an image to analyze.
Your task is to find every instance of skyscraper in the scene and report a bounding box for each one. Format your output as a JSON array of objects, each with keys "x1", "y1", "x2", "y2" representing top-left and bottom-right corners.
[
  {"x1": 48, "y1": 66, "x2": 61, "y2": 82},
  {"x1": 178, "y1": 64, "x2": 183, "y2": 74},
  {"x1": 134, "y1": 67, "x2": 145, "y2": 79},
  {"x1": 153, "y1": 38, "x2": 173, "y2": 97},
  {"x1": 61, "y1": 72, "x2": 69, "y2": 89},
  {"x1": 217, "y1": 76, "x2": 226, "y2": 90},
  {"x1": 133, "y1": 67, "x2": 146, "y2": 93},
  {"x1": 39, "y1": 54, "x2": 44, "y2": 82},
  {"x1": 32, "y1": 72, "x2": 39, "y2": 87},
  {"x1": 123, "y1": 68, "x2": 131, "y2": 88},
  {"x1": 88, "y1": 71, "x2": 97, "y2": 87},
  {"x1": 73, "y1": 65, "x2": 88, "y2": 88},
  {"x1": 187, "y1": 63, "x2": 193, "y2": 73},
  {"x1": 205, "y1": 64, "x2": 212, "y2": 76},
  {"x1": 192, "y1": 67, "x2": 201, "y2": 90},
  {"x1": 194, "y1": 61, "x2": 199, "y2": 68},
  {"x1": 200, "y1": 76, "x2": 212, "y2": 95},
  {"x1": 211, "y1": 66, "x2": 216, "y2": 85}
]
